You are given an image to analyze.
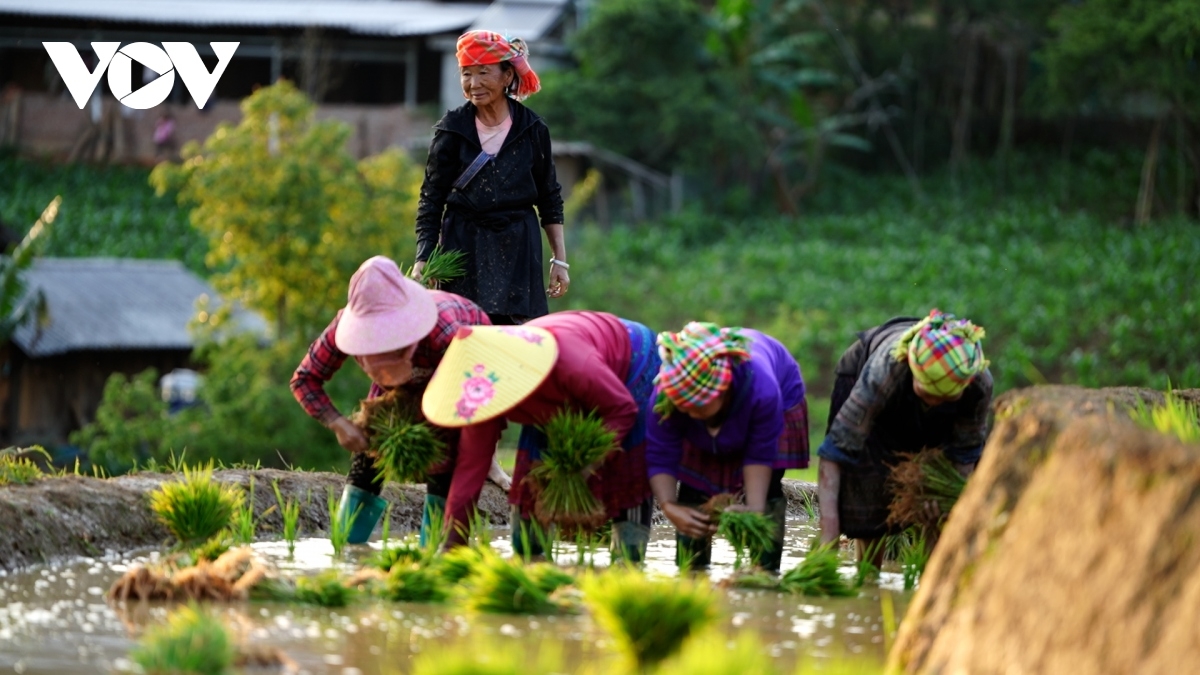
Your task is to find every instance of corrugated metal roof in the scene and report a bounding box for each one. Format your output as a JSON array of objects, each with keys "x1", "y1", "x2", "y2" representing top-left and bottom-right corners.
[
  {"x1": 468, "y1": 0, "x2": 567, "y2": 41},
  {"x1": 11, "y1": 258, "x2": 267, "y2": 358},
  {"x1": 0, "y1": 0, "x2": 489, "y2": 37}
]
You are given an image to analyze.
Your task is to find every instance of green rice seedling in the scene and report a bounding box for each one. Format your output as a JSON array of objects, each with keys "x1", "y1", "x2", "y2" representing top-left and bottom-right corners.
[
  {"x1": 430, "y1": 545, "x2": 485, "y2": 584},
  {"x1": 130, "y1": 604, "x2": 235, "y2": 675},
  {"x1": 231, "y1": 477, "x2": 258, "y2": 544},
  {"x1": 148, "y1": 463, "x2": 244, "y2": 546},
  {"x1": 460, "y1": 553, "x2": 565, "y2": 615},
  {"x1": 0, "y1": 446, "x2": 48, "y2": 485},
  {"x1": 583, "y1": 569, "x2": 717, "y2": 672},
  {"x1": 326, "y1": 488, "x2": 356, "y2": 559},
  {"x1": 271, "y1": 480, "x2": 301, "y2": 558},
  {"x1": 294, "y1": 570, "x2": 356, "y2": 607},
  {"x1": 658, "y1": 630, "x2": 779, "y2": 675},
  {"x1": 1131, "y1": 394, "x2": 1200, "y2": 443},
  {"x1": 724, "y1": 568, "x2": 780, "y2": 590},
  {"x1": 527, "y1": 409, "x2": 617, "y2": 532},
  {"x1": 190, "y1": 536, "x2": 233, "y2": 563},
  {"x1": 383, "y1": 563, "x2": 450, "y2": 603},
  {"x1": 411, "y1": 639, "x2": 563, "y2": 675},
  {"x1": 854, "y1": 539, "x2": 885, "y2": 587},
  {"x1": 359, "y1": 390, "x2": 447, "y2": 485},
  {"x1": 457, "y1": 510, "x2": 494, "y2": 550},
  {"x1": 414, "y1": 246, "x2": 468, "y2": 288},
  {"x1": 716, "y1": 510, "x2": 776, "y2": 569},
  {"x1": 897, "y1": 528, "x2": 931, "y2": 590},
  {"x1": 779, "y1": 544, "x2": 856, "y2": 598},
  {"x1": 365, "y1": 541, "x2": 425, "y2": 572}
]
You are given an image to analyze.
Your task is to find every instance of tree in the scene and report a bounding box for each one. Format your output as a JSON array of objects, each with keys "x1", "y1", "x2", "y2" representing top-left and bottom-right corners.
[
  {"x1": 1040, "y1": 0, "x2": 1200, "y2": 222},
  {"x1": 150, "y1": 80, "x2": 423, "y2": 341},
  {"x1": 0, "y1": 196, "x2": 58, "y2": 342}
]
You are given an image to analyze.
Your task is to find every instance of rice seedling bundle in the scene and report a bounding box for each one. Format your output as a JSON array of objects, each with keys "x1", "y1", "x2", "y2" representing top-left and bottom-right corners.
[
  {"x1": 430, "y1": 545, "x2": 485, "y2": 584},
  {"x1": 271, "y1": 480, "x2": 301, "y2": 558},
  {"x1": 583, "y1": 569, "x2": 717, "y2": 671},
  {"x1": 411, "y1": 640, "x2": 563, "y2": 675},
  {"x1": 779, "y1": 544, "x2": 856, "y2": 598},
  {"x1": 1131, "y1": 394, "x2": 1200, "y2": 443},
  {"x1": 414, "y1": 246, "x2": 468, "y2": 288},
  {"x1": 130, "y1": 604, "x2": 235, "y2": 675},
  {"x1": 384, "y1": 563, "x2": 450, "y2": 603},
  {"x1": 366, "y1": 542, "x2": 425, "y2": 572},
  {"x1": 190, "y1": 536, "x2": 233, "y2": 563},
  {"x1": 886, "y1": 447, "x2": 966, "y2": 529},
  {"x1": 356, "y1": 389, "x2": 447, "y2": 485},
  {"x1": 459, "y1": 553, "x2": 570, "y2": 615},
  {"x1": 294, "y1": 570, "x2": 357, "y2": 607},
  {"x1": 658, "y1": 630, "x2": 778, "y2": 675},
  {"x1": 715, "y1": 510, "x2": 776, "y2": 568},
  {"x1": 723, "y1": 568, "x2": 780, "y2": 590},
  {"x1": 0, "y1": 446, "x2": 48, "y2": 485},
  {"x1": 148, "y1": 463, "x2": 244, "y2": 545},
  {"x1": 526, "y1": 410, "x2": 617, "y2": 532},
  {"x1": 326, "y1": 489, "x2": 353, "y2": 558}
]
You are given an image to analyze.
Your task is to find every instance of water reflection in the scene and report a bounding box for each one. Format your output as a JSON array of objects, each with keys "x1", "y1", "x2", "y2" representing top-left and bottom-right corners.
[{"x1": 0, "y1": 518, "x2": 906, "y2": 674}]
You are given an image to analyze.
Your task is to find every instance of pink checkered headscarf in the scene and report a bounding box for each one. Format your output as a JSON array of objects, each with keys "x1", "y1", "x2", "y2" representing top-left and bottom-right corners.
[
  {"x1": 655, "y1": 322, "x2": 751, "y2": 411},
  {"x1": 456, "y1": 31, "x2": 541, "y2": 100}
]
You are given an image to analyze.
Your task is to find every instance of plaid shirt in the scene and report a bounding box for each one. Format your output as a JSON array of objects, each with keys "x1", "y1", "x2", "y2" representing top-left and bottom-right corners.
[
  {"x1": 824, "y1": 331, "x2": 993, "y2": 465},
  {"x1": 290, "y1": 291, "x2": 491, "y2": 425}
]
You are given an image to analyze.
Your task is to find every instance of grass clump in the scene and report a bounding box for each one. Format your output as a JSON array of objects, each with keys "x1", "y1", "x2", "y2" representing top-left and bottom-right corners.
[
  {"x1": 527, "y1": 409, "x2": 617, "y2": 532},
  {"x1": 130, "y1": 604, "x2": 235, "y2": 675},
  {"x1": 383, "y1": 563, "x2": 450, "y2": 603},
  {"x1": 271, "y1": 480, "x2": 301, "y2": 558},
  {"x1": 356, "y1": 389, "x2": 447, "y2": 485},
  {"x1": 148, "y1": 463, "x2": 244, "y2": 546},
  {"x1": 0, "y1": 446, "x2": 49, "y2": 485},
  {"x1": 1131, "y1": 394, "x2": 1200, "y2": 443},
  {"x1": 886, "y1": 448, "x2": 966, "y2": 529},
  {"x1": 413, "y1": 246, "x2": 468, "y2": 288},
  {"x1": 584, "y1": 569, "x2": 717, "y2": 672},
  {"x1": 716, "y1": 509, "x2": 776, "y2": 569},
  {"x1": 460, "y1": 552, "x2": 575, "y2": 615},
  {"x1": 430, "y1": 545, "x2": 485, "y2": 584},
  {"x1": 779, "y1": 544, "x2": 857, "y2": 597},
  {"x1": 294, "y1": 570, "x2": 356, "y2": 607}
]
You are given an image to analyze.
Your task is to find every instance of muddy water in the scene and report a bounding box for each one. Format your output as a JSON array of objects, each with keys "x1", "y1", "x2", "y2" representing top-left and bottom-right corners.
[{"x1": 0, "y1": 519, "x2": 907, "y2": 674}]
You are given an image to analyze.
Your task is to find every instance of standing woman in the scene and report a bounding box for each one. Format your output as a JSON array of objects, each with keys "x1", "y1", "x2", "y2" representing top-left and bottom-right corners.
[
  {"x1": 421, "y1": 311, "x2": 659, "y2": 560},
  {"x1": 647, "y1": 323, "x2": 809, "y2": 571},
  {"x1": 412, "y1": 31, "x2": 569, "y2": 325}
]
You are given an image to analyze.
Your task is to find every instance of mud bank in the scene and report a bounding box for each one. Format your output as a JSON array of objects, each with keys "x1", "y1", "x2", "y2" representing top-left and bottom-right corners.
[
  {"x1": 0, "y1": 468, "x2": 816, "y2": 571},
  {"x1": 889, "y1": 385, "x2": 1200, "y2": 674}
]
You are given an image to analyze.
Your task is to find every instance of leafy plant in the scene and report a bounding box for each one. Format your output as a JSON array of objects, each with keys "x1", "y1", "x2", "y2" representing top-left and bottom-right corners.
[
  {"x1": 271, "y1": 480, "x2": 301, "y2": 558},
  {"x1": 895, "y1": 528, "x2": 931, "y2": 590},
  {"x1": 527, "y1": 410, "x2": 617, "y2": 532},
  {"x1": 326, "y1": 488, "x2": 354, "y2": 559},
  {"x1": 130, "y1": 604, "x2": 235, "y2": 675},
  {"x1": 69, "y1": 368, "x2": 172, "y2": 470},
  {"x1": 1130, "y1": 394, "x2": 1200, "y2": 443},
  {"x1": 0, "y1": 446, "x2": 50, "y2": 485},
  {"x1": 0, "y1": 195, "x2": 57, "y2": 342},
  {"x1": 357, "y1": 389, "x2": 446, "y2": 485},
  {"x1": 148, "y1": 463, "x2": 244, "y2": 545},
  {"x1": 583, "y1": 569, "x2": 717, "y2": 671},
  {"x1": 230, "y1": 477, "x2": 259, "y2": 544},
  {"x1": 460, "y1": 553, "x2": 574, "y2": 615},
  {"x1": 294, "y1": 570, "x2": 356, "y2": 607},
  {"x1": 779, "y1": 544, "x2": 856, "y2": 597}
]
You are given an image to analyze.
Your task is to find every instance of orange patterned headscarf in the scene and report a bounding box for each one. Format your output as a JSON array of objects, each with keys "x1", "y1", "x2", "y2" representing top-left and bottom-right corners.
[{"x1": 456, "y1": 30, "x2": 542, "y2": 100}]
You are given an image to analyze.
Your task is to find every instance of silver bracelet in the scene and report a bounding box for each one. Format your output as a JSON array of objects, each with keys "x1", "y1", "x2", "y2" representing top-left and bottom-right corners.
[{"x1": 550, "y1": 257, "x2": 570, "y2": 270}]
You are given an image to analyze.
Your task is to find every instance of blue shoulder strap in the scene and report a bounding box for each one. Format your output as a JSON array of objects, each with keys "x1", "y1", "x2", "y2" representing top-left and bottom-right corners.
[{"x1": 452, "y1": 150, "x2": 492, "y2": 191}]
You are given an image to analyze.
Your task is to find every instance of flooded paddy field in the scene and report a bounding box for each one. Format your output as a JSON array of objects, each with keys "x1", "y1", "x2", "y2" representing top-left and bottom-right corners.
[{"x1": 0, "y1": 518, "x2": 906, "y2": 674}]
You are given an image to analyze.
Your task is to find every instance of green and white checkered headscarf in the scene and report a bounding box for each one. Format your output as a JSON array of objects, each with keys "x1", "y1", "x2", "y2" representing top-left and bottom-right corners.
[{"x1": 892, "y1": 309, "x2": 988, "y2": 399}]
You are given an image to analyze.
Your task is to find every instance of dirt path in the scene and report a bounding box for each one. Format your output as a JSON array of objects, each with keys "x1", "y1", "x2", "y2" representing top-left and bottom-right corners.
[{"x1": 0, "y1": 468, "x2": 816, "y2": 571}]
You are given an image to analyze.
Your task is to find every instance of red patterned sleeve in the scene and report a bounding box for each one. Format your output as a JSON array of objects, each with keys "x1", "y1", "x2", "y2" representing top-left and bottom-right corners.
[{"x1": 290, "y1": 314, "x2": 349, "y2": 426}]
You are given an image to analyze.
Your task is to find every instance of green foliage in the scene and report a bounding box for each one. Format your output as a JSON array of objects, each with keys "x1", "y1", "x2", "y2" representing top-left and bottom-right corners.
[
  {"x1": 892, "y1": 528, "x2": 931, "y2": 590},
  {"x1": 584, "y1": 570, "x2": 717, "y2": 671},
  {"x1": 130, "y1": 604, "x2": 235, "y2": 675},
  {"x1": 149, "y1": 80, "x2": 422, "y2": 341},
  {"x1": 190, "y1": 535, "x2": 232, "y2": 563},
  {"x1": 365, "y1": 541, "x2": 425, "y2": 572},
  {"x1": 411, "y1": 642, "x2": 563, "y2": 675},
  {"x1": 716, "y1": 510, "x2": 776, "y2": 569},
  {"x1": 779, "y1": 544, "x2": 856, "y2": 597},
  {"x1": 528, "y1": 410, "x2": 617, "y2": 530},
  {"x1": 271, "y1": 480, "x2": 301, "y2": 558},
  {"x1": 656, "y1": 630, "x2": 778, "y2": 675},
  {"x1": 0, "y1": 446, "x2": 49, "y2": 485},
  {"x1": 69, "y1": 369, "x2": 170, "y2": 470},
  {"x1": 459, "y1": 553, "x2": 575, "y2": 615},
  {"x1": 415, "y1": 246, "x2": 468, "y2": 288},
  {"x1": 430, "y1": 545, "x2": 485, "y2": 585},
  {"x1": 326, "y1": 488, "x2": 353, "y2": 559},
  {"x1": 363, "y1": 390, "x2": 446, "y2": 485},
  {"x1": 1130, "y1": 394, "x2": 1200, "y2": 443},
  {"x1": 230, "y1": 477, "x2": 258, "y2": 544},
  {"x1": 294, "y1": 570, "x2": 356, "y2": 607},
  {"x1": 383, "y1": 563, "x2": 450, "y2": 603},
  {"x1": 148, "y1": 463, "x2": 244, "y2": 545},
  {"x1": 0, "y1": 196, "x2": 56, "y2": 342},
  {"x1": 0, "y1": 156, "x2": 203, "y2": 270}
]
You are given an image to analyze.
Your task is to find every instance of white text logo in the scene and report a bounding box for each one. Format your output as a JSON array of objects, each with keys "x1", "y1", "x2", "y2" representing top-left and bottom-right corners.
[{"x1": 43, "y1": 41, "x2": 239, "y2": 110}]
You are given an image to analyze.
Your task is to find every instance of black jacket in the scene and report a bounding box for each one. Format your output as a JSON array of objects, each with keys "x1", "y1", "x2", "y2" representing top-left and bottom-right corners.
[{"x1": 414, "y1": 100, "x2": 564, "y2": 319}]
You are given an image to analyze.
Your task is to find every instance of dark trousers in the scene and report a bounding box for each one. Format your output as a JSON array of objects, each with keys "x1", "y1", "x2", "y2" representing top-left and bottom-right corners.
[{"x1": 676, "y1": 469, "x2": 788, "y2": 571}]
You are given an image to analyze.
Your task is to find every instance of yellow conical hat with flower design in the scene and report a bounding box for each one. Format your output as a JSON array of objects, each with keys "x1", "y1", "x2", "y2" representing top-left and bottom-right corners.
[{"x1": 422, "y1": 325, "x2": 559, "y2": 427}]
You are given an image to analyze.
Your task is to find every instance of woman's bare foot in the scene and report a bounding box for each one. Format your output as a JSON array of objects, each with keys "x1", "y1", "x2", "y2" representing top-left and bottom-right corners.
[{"x1": 487, "y1": 457, "x2": 512, "y2": 492}]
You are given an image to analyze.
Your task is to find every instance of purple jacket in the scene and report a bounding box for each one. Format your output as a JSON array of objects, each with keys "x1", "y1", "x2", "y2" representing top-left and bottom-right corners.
[{"x1": 647, "y1": 330, "x2": 806, "y2": 479}]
